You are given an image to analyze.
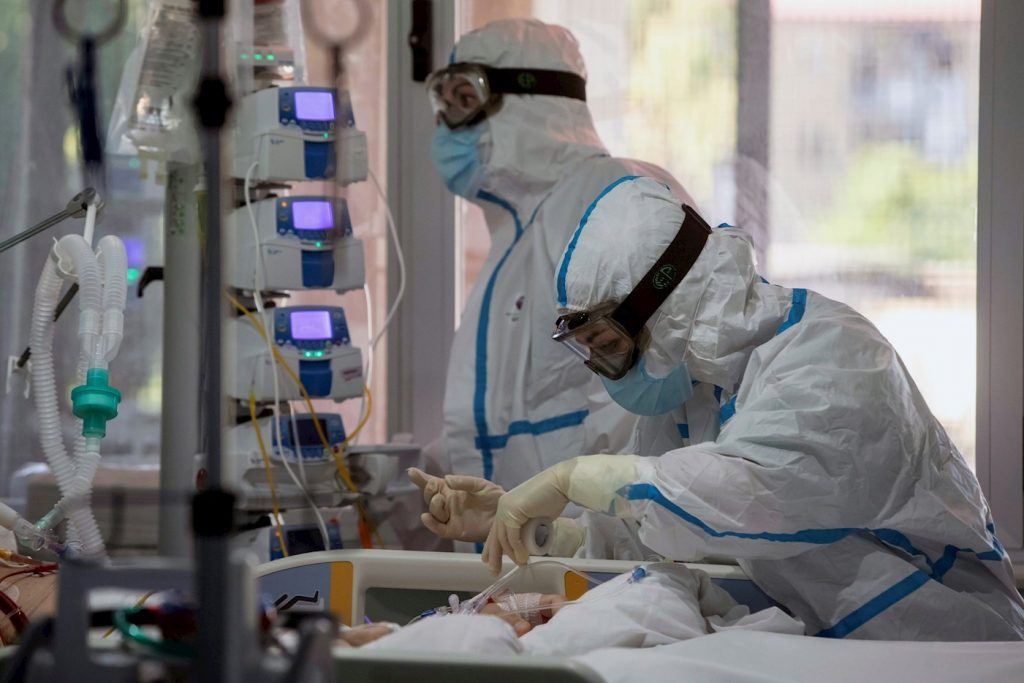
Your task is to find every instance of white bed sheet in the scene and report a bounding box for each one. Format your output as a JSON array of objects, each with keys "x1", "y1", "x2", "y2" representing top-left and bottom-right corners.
[
  {"x1": 577, "y1": 630, "x2": 1024, "y2": 683},
  {"x1": 364, "y1": 562, "x2": 1024, "y2": 682}
]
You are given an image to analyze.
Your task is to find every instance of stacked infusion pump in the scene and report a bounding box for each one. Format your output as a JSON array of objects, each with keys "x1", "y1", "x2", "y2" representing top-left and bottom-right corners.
[{"x1": 225, "y1": 85, "x2": 369, "y2": 515}]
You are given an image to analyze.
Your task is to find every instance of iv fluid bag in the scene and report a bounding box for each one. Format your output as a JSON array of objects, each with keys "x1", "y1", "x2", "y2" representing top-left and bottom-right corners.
[{"x1": 107, "y1": 0, "x2": 200, "y2": 164}]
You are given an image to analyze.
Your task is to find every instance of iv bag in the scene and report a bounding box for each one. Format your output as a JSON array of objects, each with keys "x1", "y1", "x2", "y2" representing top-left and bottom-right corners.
[{"x1": 107, "y1": 0, "x2": 201, "y2": 167}]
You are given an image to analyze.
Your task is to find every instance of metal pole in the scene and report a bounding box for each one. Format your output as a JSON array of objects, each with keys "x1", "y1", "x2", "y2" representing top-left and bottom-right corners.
[
  {"x1": 158, "y1": 163, "x2": 201, "y2": 558},
  {"x1": 736, "y1": 0, "x2": 772, "y2": 269},
  {"x1": 192, "y1": 1, "x2": 240, "y2": 681}
]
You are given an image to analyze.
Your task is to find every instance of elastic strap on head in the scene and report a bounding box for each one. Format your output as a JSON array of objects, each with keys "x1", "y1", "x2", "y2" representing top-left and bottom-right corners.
[
  {"x1": 485, "y1": 67, "x2": 587, "y2": 102},
  {"x1": 611, "y1": 204, "x2": 712, "y2": 336}
]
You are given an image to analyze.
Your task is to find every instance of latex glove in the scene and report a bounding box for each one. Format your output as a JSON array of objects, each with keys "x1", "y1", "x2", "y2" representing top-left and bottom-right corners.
[
  {"x1": 408, "y1": 468, "x2": 504, "y2": 542},
  {"x1": 482, "y1": 455, "x2": 642, "y2": 574},
  {"x1": 482, "y1": 462, "x2": 574, "y2": 574},
  {"x1": 547, "y1": 518, "x2": 587, "y2": 558}
]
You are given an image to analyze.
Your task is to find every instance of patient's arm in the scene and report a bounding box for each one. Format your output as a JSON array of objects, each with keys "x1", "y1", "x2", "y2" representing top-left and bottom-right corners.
[{"x1": 336, "y1": 623, "x2": 399, "y2": 647}]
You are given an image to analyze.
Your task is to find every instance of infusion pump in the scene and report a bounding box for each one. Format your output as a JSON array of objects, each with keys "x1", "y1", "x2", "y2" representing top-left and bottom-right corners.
[
  {"x1": 225, "y1": 413, "x2": 349, "y2": 510},
  {"x1": 227, "y1": 305, "x2": 364, "y2": 402},
  {"x1": 228, "y1": 196, "x2": 365, "y2": 292},
  {"x1": 233, "y1": 86, "x2": 368, "y2": 184}
]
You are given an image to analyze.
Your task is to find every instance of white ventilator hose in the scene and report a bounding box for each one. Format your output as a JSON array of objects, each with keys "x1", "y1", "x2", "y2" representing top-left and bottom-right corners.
[
  {"x1": 61, "y1": 436, "x2": 106, "y2": 558},
  {"x1": 30, "y1": 234, "x2": 116, "y2": 559},
  {"x1": 30, "y1": 256, "x2": 76, "y2": 495},
  {"x1": 56, "y1": 237, "x2": 126, "y2": 558},
  {"x1": 97, "y1": 235, "x2": 127, "y2": 364}
]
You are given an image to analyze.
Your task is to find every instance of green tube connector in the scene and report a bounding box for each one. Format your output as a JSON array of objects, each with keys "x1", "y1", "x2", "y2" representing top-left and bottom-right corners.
[{"x1": 71, "y1": 368, "x2": 121, "y2": 438}]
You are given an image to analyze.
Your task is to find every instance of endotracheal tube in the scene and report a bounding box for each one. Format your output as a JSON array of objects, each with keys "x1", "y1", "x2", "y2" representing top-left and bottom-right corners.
[{"x1": 5, "y1": 230, "x2": 128, "y2": 561}]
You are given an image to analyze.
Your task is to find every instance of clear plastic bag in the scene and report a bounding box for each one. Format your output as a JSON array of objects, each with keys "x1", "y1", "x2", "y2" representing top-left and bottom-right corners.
[{"x1": 106, "y1": 0, "x2": 201, "y2": 171}]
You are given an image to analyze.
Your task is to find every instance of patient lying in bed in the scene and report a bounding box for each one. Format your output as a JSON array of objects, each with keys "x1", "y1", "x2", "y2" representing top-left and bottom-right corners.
[{"x1": 339, "y1": 563, "x2": 803, "y2": 656}]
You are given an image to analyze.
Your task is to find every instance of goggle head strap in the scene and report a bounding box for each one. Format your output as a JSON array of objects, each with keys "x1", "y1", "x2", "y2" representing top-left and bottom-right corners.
[
  {"x1": 610, "y1": 204, "x2": 713, "y2": 337},
  {"x1": 483, "y1": 66, "x2": 587, "y2": 102}
]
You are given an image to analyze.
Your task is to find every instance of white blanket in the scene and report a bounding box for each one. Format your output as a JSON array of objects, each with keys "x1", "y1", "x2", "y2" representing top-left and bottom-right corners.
[
  {"x1": 364, "y1": 564, "x2": 1024, "y2": 682},
  {"x1": 366, "y1": 562, "x2": 802, "y2": 657},
  {"x1": 578, "y1": 630, "x2": 1024, "y2": 683}
]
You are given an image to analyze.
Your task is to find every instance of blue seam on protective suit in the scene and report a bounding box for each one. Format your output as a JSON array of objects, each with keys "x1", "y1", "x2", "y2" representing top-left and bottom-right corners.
[
  {"x1": 555, "y1": 175, "x2": 641, "y2": 307},
  {"x1": 720, "y1": 289, "x2": 807, "y2": 428},
  {"x1": 815, "y1": 570, "x2": 932, "y2": 639},
  {"x1": 676, "y1": 423, "x2": 690, "y2": 439},
  {"x1": 717, "y1": 223, "x2": 735, "y2": 228},
  {"x1": 470, "y1": 195, "x2": 549, "y2": 480},
  {"x1": 475, "y1": 409, "x2": 590, "y2": 450},
  {"x1": 985, "y1": 522, "x2": 1007, "y2": 558},
  {"x1": 719, "y1": 396, "x2": 737, "y2": 424},
  {"x1": 478, "y1": 191, "x2": 525, "y2": 239},
  {"x1": 625, "y1": 483, "x2": 1004, "y2": 566},
  {"x1": 632, "y1": 285, "x2": 1004, "y2": 637},
  {"x1": 776, "y1": 288, "x2": 807, "y2": 335},
  {"x1": 626, "y1": 483, "x2": 1004, "y2": 635}
]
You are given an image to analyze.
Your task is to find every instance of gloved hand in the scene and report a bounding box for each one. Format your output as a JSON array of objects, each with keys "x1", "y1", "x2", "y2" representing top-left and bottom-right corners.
[
  {"x1": 547, "y1": 518, "x2": 587, "y2": 558},
  {"x1": 408, "y1": 468, "x2": 504, "y2": 542},
  {"x1": 482, "y1": 455, "x2": 642, "y2": 574},
  {"x1": 482, "y1": 462, "x2": 574, "y2": 574}
]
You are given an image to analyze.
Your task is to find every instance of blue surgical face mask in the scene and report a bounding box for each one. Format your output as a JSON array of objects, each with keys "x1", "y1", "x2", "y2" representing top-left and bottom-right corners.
[
  {"x1": 600, "y1": 355, "x2": 694, "y2": 416},
  {"x1": 431, "y1": 123, "x2": 486, "y2": 198}
]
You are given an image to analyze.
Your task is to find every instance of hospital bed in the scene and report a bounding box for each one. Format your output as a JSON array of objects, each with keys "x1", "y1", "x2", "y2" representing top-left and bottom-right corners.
[
  {"x1": 254, "y1": 548, "x2": 771, "y2": 626},
  {"x1": 257, "y1": 550, "x2": 1024, "y2": 683}
]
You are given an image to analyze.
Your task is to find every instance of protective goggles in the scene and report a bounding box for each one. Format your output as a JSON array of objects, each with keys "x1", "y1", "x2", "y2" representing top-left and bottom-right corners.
[
  {"x1": 552, "y1": 204, "x2": 713, "y2": 380},
  {"x1": 426, "y1": 62, "x2": 587, "y2": 129}
]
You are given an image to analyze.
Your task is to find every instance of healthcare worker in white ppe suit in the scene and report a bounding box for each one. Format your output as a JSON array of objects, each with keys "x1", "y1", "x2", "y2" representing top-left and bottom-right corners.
[
  {"x1": 481, "y1": 176, "x2": 1024, "y2": 641},
  {"x1": 410, "y1": 19, "x2": 694, "y2": 549}
]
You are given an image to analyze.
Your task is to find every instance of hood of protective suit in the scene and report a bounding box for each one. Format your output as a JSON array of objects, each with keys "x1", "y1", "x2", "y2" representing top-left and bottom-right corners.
[
  {"x1": 453, "y1": 19, "x2": 608, "y2": 214},
  {"x1": 556, "y1": 176, "x2": 790, "y2": 391}
]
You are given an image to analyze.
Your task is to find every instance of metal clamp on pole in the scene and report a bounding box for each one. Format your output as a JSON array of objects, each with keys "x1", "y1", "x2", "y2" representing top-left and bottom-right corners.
[{"x1": 0, "y1": 188, "x2": 103, "y2": 256}]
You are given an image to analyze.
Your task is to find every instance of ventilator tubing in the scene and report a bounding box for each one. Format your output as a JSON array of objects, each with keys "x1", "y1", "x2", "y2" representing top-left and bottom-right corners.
[
  {"x1": 0, "y1": 502, "x2": 64, "y2": 556},
  {"x1": 27, "y1": 234, "x2": 128, "y2": 560}
]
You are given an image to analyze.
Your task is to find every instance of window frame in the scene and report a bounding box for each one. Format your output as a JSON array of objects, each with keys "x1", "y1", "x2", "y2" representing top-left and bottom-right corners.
[
  {"x1": 387, "y1": 0, "x2": 1024, "y2": 560},
  {"x1": 385, "y1": 0, "x2": 458, "y2": 447},
  {"x1": 976, "y1": 0, "x2": 1024, "y2": 562}
]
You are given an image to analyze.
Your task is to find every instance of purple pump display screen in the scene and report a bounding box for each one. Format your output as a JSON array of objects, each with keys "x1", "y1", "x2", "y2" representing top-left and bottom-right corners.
[
  {"x1": 292, "y1": 201, "x2": 333, "y2": 230},
  {"x1": 290, "y1": 311, "x2": 332, "y2": 340},
  {"x1": 294, "y1": 91, "x2": 335, "y2": 121}
]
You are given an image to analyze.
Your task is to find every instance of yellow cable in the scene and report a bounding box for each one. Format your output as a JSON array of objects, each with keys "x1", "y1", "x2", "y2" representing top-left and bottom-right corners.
[
  {"x1": 227, "y1": 293, "x2": 382, "y2": 547},
  {"x1": 102, "y1": 590, "x2": 155, "y2": 639},
  {"x1": 249, "y1": 391, "x2": 289, "y2": 558},
  {"x1": 341, "y1": 386, "x2": 373, "y2": 450}
]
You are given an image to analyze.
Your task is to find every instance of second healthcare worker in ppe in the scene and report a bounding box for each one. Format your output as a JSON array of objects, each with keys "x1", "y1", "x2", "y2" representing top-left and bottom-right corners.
[
  {"x1": 420, "y1": 19, "x2": 693, "y2": 522},
  {"x1": 484, "y1": 176, "x2": 1024, "y2": 641}
]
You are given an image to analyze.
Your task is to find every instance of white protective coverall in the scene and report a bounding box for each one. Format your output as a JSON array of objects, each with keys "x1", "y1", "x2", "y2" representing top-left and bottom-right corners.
[
  {"x1": 436, "y1": 20, "x2": 693, "y2": 489},
  {"x1": 553, "y1": 176, "x2": 1024, "y2": 640}
]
